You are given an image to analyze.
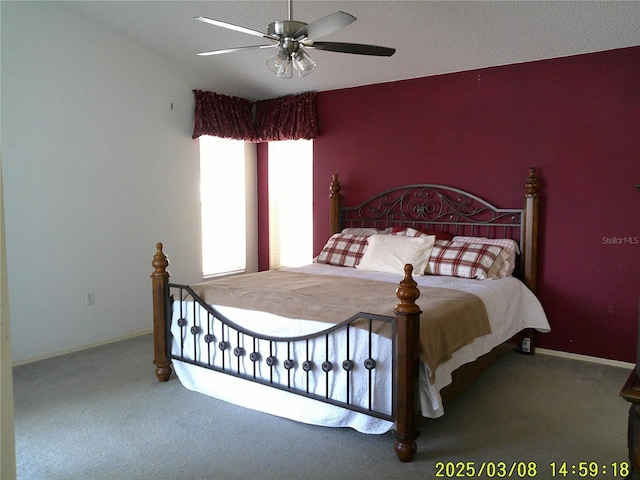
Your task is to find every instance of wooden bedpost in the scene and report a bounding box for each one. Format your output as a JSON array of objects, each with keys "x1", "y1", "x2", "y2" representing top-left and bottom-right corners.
[
  {"x1": 522, "y1": 167, "x2": 539, "y2": 293},
  {"x1": 151, "y1": 242, "x2": 172, "y2": 382},
  {"x1": 522, "y1": 168, "x2": 540, "y2": 354},
  {"x1": 330, "y1": 173, "x2": 341, "y2": 234},
  {"x1": 393, "y1": 264, "x2": 422, "y2": 462}
]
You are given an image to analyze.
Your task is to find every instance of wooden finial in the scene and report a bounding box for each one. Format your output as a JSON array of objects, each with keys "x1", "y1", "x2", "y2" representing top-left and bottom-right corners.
[
  {"x1": 525, "y1": 167, "x2": 539, "y2": 197},
  {"x1": 330, "y1": 174, "x2": 342, "y2": 234},
  {"x1": 395, "y1": 264, "x2": 421, "y2": 315},
  {"x1": 330, "y1": 173, "x2": 341, "y2": 198},
  {"x1": 151, "y1": 242, "x2": 169, "y2": 278}
]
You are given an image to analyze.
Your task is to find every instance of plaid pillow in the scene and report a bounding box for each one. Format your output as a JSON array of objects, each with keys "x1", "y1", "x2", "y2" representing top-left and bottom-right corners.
[
  {"x1": 427, "y1": 241, "x2": 503, "y2": 280},
  {"x1": 452, "y1": 236, "x2": 519, "y2": 277},
  {"x1": 316, "y1": 233, "x2": 369, "y2": 268}
]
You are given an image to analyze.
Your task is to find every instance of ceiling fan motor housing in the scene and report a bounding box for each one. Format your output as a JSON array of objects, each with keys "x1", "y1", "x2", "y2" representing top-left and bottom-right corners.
[
  {"x1": 269, "y1": 20, "x2": 308, "y2": 53},
  {"x1": 268, "y1": 20, "x2": 307, "y2": 38}
]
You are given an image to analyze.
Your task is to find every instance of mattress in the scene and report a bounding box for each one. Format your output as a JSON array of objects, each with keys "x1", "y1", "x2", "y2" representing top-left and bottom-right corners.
[{"x1": 171, "y1": 263, "x2": 550, "y2": 434}]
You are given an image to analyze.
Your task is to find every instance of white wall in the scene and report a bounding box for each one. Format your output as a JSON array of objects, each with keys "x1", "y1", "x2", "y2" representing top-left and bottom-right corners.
[{"x1": 2, "y1": 2, "x2": 211, "y2": 364}]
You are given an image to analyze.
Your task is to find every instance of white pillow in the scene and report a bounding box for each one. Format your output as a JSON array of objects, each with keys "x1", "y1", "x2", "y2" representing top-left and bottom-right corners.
[{"x1": 357, "y1": 234, "x2": 436, "y2": 276}]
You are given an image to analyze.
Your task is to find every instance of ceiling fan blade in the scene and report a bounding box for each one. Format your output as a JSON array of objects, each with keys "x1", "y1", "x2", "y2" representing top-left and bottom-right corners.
[
  {"x1": 310, "y1": 42, "x2": 396, "y2": 57},
  {"x1": 294, "y1": 11, "x2": 356, "y2": 40},
  {"x1": 197, "y1": 45, "x2": 277, "y2": 56},
  {"x1": 195, "y1": 16, "x2": 279, "y2": 41}
]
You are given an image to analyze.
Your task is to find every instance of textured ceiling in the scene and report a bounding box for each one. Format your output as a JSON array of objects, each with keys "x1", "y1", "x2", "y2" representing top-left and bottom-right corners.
[{"x1": 65, "y1": 1, "x2": 640, "y2": 100}]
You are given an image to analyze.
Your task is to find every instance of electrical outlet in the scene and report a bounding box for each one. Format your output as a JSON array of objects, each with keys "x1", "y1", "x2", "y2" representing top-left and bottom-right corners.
[
  {"x1": 86, "y1": 291, "x2": 95, "y2": 306},
  {"x1": 521, "y1": 337, "x2": 531, "y2": 353}
]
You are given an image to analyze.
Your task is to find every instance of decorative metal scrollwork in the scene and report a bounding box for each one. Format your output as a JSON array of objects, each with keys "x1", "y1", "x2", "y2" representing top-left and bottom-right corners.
[
  {"x1": 322, "y1": 361, "x2": 334, "y2": 372},
  {"x1": 233, "y1": 347, "x2": 245, "y2": 357},
  {"x1": 302, "y1": 360, "x2": 314, "y2": 372},
  {"x1": 266, "y1": 356, "x2": 277, "y2": 367},
  {"x1": 283, "y1": 359, "x2": 295, "y2": 370},
  {"x1": 342, "y1": 185, "x2": 522, "y2": 226},
  {"x1": 364, "y1": 358, "x2": 377, "y2": 370},
  {"x1": 177, "y1": 318, "x2": 187, "y2": 327},
  {"x1": 342, "y1": 360, "x2": 355, "y2": 371}
]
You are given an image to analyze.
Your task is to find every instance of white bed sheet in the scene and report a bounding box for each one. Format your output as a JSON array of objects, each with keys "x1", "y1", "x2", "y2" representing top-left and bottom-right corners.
[{"x1": 172, "y1": 264, "x2": 550, "y2": 434}]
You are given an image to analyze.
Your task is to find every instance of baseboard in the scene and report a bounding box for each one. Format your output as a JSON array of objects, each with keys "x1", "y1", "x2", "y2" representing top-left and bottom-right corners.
[
  {"x1": 537, "y1": 347, "x2": 635, "y2": 370},
  {"x1": 15, "y1": 334, "x2": 635, "y2": 370},
  {"x1": 12, "y1": 330, "x2": 153, "y2": 367}
]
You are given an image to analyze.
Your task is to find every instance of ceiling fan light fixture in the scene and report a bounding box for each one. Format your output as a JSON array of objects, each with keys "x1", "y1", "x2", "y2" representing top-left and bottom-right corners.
[
  {"x1": 276, "y1": 58, "x2": 293, "y2": 79},
  {"x1": 266, "y1": 48, "x2": 294, "y2": 78},
  {"x1": 293, "y1": 48, "x2": 316, "y2": 77}
]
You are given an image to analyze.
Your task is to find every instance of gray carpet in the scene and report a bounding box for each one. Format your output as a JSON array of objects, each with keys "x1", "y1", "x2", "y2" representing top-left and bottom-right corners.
[{"x1": 13, "y1": 334, "x2": 631, "y2": 479}]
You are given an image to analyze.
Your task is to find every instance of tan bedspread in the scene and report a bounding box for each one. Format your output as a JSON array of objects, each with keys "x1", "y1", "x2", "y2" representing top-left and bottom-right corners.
[{"x1": 191, "y1": 270, "x2": 490, "y2": 382}]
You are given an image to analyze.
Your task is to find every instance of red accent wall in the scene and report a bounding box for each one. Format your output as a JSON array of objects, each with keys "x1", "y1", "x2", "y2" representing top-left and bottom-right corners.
[
  {"x1": 257, "y1": 142, "x2": 269, "y2": 271},
  {"x1": 260, "y1": 46, "x2": 640, "y2": 362}
]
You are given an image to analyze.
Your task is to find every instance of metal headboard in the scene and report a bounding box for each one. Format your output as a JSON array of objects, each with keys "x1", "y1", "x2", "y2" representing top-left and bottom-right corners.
[
  {"x1": 329, "y1": 171, "x2": 540, "y2": 285},
  {"x1": 341, "y1": 184, "x2": 522, "y2": 237}
]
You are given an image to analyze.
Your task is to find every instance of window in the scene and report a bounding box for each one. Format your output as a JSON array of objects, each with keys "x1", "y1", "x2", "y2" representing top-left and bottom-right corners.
[
  {"x1": 268, "y1": 140, "x2": 313, "y2": 268},
  {"x1": 200, "y1": 136, "x2": 257, "y2": 277}
]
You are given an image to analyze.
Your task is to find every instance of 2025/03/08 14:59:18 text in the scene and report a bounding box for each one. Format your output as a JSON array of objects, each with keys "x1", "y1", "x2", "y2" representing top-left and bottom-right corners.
[{"x1": 434, "y1": 461, "x2": 630, "y2": 478}]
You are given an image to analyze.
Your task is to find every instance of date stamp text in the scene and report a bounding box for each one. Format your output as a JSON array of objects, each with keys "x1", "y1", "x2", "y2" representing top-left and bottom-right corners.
[{"x1": 434, "y1": 461, "x2": 630, "y2": 478}]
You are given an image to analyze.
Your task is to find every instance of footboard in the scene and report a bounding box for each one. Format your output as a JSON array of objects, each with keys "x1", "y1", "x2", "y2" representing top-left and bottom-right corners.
[{"x1": 152, "y1": 243, "x2": 421, "y2": 462}]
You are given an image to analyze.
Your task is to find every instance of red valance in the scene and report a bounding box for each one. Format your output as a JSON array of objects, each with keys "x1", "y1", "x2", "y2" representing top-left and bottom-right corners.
[
  {"x1": 192, "y1": 90, "x2": 318, "y2": 142},
  {"x1": 192, "y1": 91, "x2": 255, "y2": 141},
  {"x1": 254, "y1": 93, "x2": 318, "y2": 142}
]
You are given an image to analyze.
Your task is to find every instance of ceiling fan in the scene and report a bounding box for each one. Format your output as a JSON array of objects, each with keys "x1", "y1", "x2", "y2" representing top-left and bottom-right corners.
[{"x1": 195, "y1": 0, "x2": 396, "y2": 79}]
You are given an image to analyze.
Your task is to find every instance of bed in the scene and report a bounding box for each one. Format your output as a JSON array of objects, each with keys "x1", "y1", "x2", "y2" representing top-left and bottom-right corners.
[{"x1": 151, "y1": 167, "x2": 550, "y2": 462}]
